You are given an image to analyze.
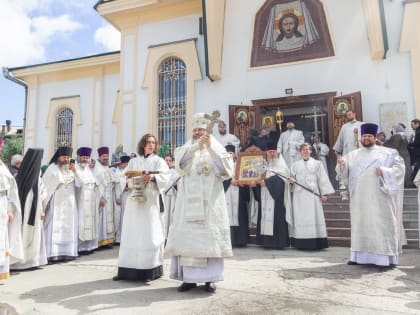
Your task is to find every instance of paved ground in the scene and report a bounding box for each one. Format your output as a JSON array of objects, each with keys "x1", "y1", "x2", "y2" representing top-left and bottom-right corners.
[{"x1": 1, "y1": 246, "x2": 420, "y2": 314}]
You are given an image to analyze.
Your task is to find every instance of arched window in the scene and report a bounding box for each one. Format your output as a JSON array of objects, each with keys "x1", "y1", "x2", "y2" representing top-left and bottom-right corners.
[
  {"x1": 55, "y1": 107, "x2": 73, "y2": 150},
  {"x1": 157, "y1": 57, "x2": 186, "y2": 154}
]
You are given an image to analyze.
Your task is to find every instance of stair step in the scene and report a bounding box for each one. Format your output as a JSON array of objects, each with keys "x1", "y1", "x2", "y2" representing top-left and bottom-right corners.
[
  {"x1": 327, "y1": 228, "x2": 351, "y2": 238},
  {"x1": 325, "y1": 219, "x2": 351, "y2": 228},
  {"x1": 324, "y1": 211, "x2": 350, "y2": 220},
  {"x1": 328, "y1": 237, "x2": 350, "y2": 247}
]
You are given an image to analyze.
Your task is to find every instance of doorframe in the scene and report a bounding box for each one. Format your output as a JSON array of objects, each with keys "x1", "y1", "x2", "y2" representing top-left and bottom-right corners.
[{"x1": 252, "y1": 91, "x2": 337, "y2": 143}]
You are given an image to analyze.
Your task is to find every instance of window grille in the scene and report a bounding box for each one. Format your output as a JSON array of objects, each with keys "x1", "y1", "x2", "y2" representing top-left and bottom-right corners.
[
  {"x1": 157, "y1": 57, "x2": 186, "y2": 155},
  {"x1": 55, "y1": 107, "x2": 73, "y2": 150}
]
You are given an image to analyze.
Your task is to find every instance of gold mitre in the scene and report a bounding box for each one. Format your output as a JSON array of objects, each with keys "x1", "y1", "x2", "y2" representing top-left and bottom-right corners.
[{"x1": 192, "y1": 112, "x2": 212, "y2": 129}]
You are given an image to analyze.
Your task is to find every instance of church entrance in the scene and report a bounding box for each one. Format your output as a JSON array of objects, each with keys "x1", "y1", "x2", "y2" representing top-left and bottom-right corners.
[{"x1": 252, "y1": 92, "x2": 336, "y2": 146}]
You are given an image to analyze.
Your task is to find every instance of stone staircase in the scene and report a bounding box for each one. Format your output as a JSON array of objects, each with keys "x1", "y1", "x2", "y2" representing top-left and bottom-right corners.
[{"x1": 249, "y1": 188, "x2": 419, "y2": 248}]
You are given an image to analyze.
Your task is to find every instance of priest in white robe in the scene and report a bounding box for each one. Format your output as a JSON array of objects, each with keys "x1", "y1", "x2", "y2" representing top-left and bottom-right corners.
[
  {"x1": 311, "y1": 135, "x2": 329, "y2": 172},
  {"x1": 256, "y1": 142, "x2": 291, "y2": 249},
  {"x1": 112, "y1": 155, "x2": 130, "y2": 244},
  {"x1": 94, "y1": 146, "x2": 117, "y2": 248},
  {"x1": 333, "y1": 110, "x2": 364, "y2": 156},
  {"x1": 0, "y1": 157, "x2": 23, "y2": 280},
  {"x1": 113, "y1": 134, "x2": 169, "y2": 281},
  {"x1": 214, "y1": 121, "x2": 241, "y2": 154},
  {"x1": 12, "y1": 148, "x2": 48, "y2": 270},
  {"x1": 165, "y1": 113, "x2": 234, "y2": 293},
  {"x1": 223, "y1": 145, "x2": 249, "y2": 247},
  {"x1": 290, "y1": 143, "x2": 334, "y2": 250},
  {"x1": 75, "y1": 147, "x2": 99, "y2": 254},
  {"x1": 43, "y1": 147, "x2": 79, "y2": 262},
  {"x1": 277, "y1": 122, "x2": 304, "y2": 167},
  {"x1": 336, "y1": 123, "x2": 405, "y2": 267}
]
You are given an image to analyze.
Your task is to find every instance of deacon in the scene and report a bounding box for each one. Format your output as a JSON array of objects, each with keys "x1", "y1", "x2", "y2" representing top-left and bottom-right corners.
[
  {"x1": 256, "y1": 142, "x2": 291, "y2": 249},
  {"x1": 112, "y1": 155, "x2": 130, "y2": 244},
  {"x1": 277, "y1": 121, "x2": 304, "y2": 167},
  {"x1": 290, "y1": 143, "x2": 334, "y2": 250},
  {"x1": 113, "y1": 134, "x2": 169, "y2": 281},
  {"x1": 43, "y1": 147, "x2": 79, "y2": 262},
  {"x1": 94, "y1": 146, "x2": 118, "y2": 248},
  {"x1": 0, "y1": 156, "x2": 23, "y2": 280},
  {"x1": 12, "y1": 149, "x2": 48, "y2": 270},
  {"x1": 223, "y1": 144, "x2": 249, "y2": 247},
  {"x1": 336, "y1": 123, "x2": 405, "y2": 267},
  {"x1": 165, "y1": 113, "x2": 234, "y2": 293},
  {"x1": 75, "y1": 147, "x2": 99, "y2": 254},
  {"x1": 333, "y1": 109, "x2": 364, "y2": 156}
]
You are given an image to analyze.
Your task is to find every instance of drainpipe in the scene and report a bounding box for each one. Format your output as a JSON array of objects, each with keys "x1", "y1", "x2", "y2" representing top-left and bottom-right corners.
[{"x1": 2, "y1": 67, "x2": 28, "y2": 151}]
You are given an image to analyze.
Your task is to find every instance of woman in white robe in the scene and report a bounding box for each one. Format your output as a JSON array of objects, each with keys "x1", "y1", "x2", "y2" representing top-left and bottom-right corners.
[{"x1": 113, "y1": 134, "x2": 169, "y2": 281}]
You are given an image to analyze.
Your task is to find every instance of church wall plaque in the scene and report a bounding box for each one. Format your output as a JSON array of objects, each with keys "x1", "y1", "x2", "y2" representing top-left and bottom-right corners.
[{"x1": 379, "y1": 102, "x2": 408, "y2": 136}]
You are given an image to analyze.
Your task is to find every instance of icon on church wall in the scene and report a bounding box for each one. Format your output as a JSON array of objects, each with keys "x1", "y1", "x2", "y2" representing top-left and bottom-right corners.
[
  {"x1": 250, "y1": 0, "x2": 335, "y2": 68},
  {"x1": 261, "y1": 115, "x2": 275, "y2": 130},
  {"x1": 236, "y1": 110, "x2": 249, "y2": 124},
  {"x1": 335, "y1": 100, "x2": 349, "y2": 115}
]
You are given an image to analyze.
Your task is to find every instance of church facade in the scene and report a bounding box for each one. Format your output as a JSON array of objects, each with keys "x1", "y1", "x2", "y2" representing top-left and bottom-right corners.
[{"x1": 4, "y1": 0, "x2": 420, "y2": 161}]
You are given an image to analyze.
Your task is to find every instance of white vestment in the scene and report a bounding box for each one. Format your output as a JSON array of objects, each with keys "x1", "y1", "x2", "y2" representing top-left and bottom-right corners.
[
  {"x1": 117, "y1": 154, "x2": 169, "y2": 274},
  {"x1": 42, "y1": 164, "x2": 78, "y2": 260},
  {"x1": 94, "y1": 161, "x2": 116, "y2": 247},
  {"x1": 332, "y1": 120, "x2": 364, "y2": 155},
  {"x1": 290, "y1": 158, "x2": 334, "y2": 240},
  {"x1": 412, "y1": 171, "x2": 420, "y2": 247},
  {"x1": 336, "y1": 146, "x2": 405, "y2": 266},
  {"x1": 312, "y1": 142, "x2": 329, "y2": 172},
  {"x1": 0, "y1": 161, "x2": 23, "y2": 280},
  {"x1": 225, "y1": 162, "x2": 239, "y2": 227},
  {"x1": 166, "y1": 135, "x2": 233, "y2": 282},
  {"x1": 75, "y1": 163, "x2": 99, "y2": 252},
  {"x1": 112, "y1": 165, "x2": 128, "y2": 244},
  {"x1": 12, "y1": 179, "x2": 48, "y2": 270},
  {"x1": 162, "y1": 168, "x2": 179, "y2": 239},
  {"x1": 260, "y1": 155, "x2": 291, "y2": 236},
  {"x1": 277, "y1": 129, "x2": 305, "y2": 167},
  {"x1": 215, "y1": 132, "x2": 240, "y2": 154}
]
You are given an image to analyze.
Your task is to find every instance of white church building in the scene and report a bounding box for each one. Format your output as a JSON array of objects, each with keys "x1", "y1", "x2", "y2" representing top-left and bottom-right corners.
[{"x1": 3, "y1": 0, "x2": 420, "y2": 162}]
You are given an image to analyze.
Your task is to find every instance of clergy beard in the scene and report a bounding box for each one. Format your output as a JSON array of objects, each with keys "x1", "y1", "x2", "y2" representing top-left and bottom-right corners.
[
  {"x1": 361, "y1": 141, "x2": 374, "y2": 148},
  {"x1": 59, "y1": 163, "x2": 70, "y2": 171},
  {"x1": 80, "y1": 162, "x2": 89, "y2": 169},
  {"x1": 267, "y1": 157, "x2": 278, "y2": 164},
  {"x1": 219, "y1": 130, "x2": 226, "y2": 135}
]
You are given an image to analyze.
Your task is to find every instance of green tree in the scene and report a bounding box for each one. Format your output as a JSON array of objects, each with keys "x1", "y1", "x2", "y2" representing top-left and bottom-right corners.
[{"x1": 0, "y1": 137, "x2": 23, "y2": 166}]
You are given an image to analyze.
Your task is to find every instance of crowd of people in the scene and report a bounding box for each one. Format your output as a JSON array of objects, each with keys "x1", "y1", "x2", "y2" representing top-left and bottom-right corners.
[{"x1": 0, "y1": 110, "x2": 415, "y2": 293}]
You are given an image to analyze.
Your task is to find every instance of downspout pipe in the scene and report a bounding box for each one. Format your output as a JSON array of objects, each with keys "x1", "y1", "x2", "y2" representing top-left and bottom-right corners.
[{"x1": 2, "y1": 67, "x2": 28, "y2": 150}]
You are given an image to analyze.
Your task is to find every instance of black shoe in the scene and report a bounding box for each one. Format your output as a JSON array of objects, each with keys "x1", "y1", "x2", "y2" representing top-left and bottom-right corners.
[
  {"x1": 347, "y1": 261, "x2": 358, "y2": 265},
  {"x1": 177, "y1": 282, "x2": 196, "y2": 292},
  {"x1": 112, "y1": 276, "x2": 121, "y2": 281},
  {"x1": 204, "y1": 282, "x2": 216, "y2": 293}
]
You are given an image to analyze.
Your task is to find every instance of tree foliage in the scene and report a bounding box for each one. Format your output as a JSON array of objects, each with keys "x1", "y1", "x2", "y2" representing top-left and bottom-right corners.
[{"x1": 0, "y1": 137, "x2": 23, "y2": 166}]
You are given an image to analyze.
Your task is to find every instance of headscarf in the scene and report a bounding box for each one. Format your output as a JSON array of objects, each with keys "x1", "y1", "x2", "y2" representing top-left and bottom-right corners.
[{"x1": 15, "y1": 148, "x2": 43, "y2": 226}]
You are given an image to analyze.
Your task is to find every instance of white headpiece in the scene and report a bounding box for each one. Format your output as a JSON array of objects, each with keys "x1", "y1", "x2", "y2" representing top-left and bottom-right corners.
[{"x1": 192, "y1": 113, "x2": 211, "y2": 130}]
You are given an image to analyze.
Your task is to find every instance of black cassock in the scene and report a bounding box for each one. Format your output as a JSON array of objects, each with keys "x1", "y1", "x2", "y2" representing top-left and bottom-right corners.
[
  {"x1": 255, "y1": 175, "x2": 290, "y2": 249},
  {"x1": 224, "y1": 179, "x2": 249, "y2": 247}
]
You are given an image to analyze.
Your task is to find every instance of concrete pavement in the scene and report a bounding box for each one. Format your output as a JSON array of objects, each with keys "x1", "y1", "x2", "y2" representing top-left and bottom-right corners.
[{"x1": 1, "y1": 246, "x2": 420, "y2": 314}]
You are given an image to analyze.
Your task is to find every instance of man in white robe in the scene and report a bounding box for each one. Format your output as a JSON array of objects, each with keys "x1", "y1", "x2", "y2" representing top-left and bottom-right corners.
[
  {"x1": 94, "y1": 146, "x2": 118, "y2": 248},
  {"x1": 0, "y1": 157, "x2": 23, "y2": 280},
  {"x1": 290, "y1": 143, "x2": 334, "y2": 250},
  {"x1": 75, "y1": 147, "x2": 99, "y2": 254},
  {"x1": 12, "y1": 148, "x2": 48, "y2": 270},
  {"x1": 165, "y1": 113, "x2": 234, "y2": 293},
  {"x1": 336, "y1": 123, "x2": 405, "y2": 267},
  {"x1": 43, "y1": 147, "x2": 79, "y2": 262},
  {"x1": 277, "y1": 122, "x2": 304, "y2": 167},
  {"x1": 311, "y1": 135, "x2": 330, "y2": 172},
  {"x1": 256, "y1": 142, "x2": 291, "y2": 249},
  {"x1": 214, "y1": 121, "x2": 241, "y2": 154},
  {"x1": 112, "y1": 155, "x2": 130, "y2": 244},
  {"x1": 113, "y1": 134, "x2": 169, "y2": 281},
  {"x1": 333, "y1": 110, "x2": 364, "y2": 156}
]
